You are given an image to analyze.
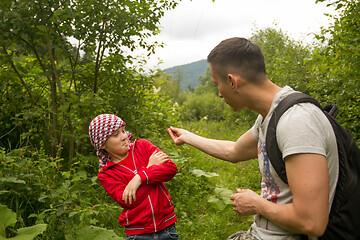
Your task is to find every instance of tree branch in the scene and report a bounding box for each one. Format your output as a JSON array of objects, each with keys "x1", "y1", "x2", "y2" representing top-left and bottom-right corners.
[{"x1": 93, "y1": 0, "x2": 110, "y2": 93}]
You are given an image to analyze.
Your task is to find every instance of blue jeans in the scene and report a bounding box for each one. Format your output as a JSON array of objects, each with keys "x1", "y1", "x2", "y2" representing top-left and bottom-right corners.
[{"x1": 126, "y1": 224, "x2": 178, "y2": 240}]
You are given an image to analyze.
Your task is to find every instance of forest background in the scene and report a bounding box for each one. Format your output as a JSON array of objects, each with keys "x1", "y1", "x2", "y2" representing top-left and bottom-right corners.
[{"x1": 0, "y1": 0, "x2": 359, "y2": 239}]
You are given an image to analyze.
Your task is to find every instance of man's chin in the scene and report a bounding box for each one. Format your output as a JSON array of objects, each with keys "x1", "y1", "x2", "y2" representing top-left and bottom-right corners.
[{"x1": 232, "y1": 106, "x2": 245, "y2": 112}]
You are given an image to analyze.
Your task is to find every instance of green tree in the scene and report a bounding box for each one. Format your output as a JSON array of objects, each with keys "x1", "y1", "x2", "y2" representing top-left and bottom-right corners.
[
  {"x1": 155, "y1": 69, "x2": 184, "y2": 103},
  {"x1": 250, "y1": 27, "x2": 313, "y2": 93},
  {"x1": 0, "y1": 0, "x2": 179, "y2": 164},
  {"x1": 309, "y1": 0, "x2": 360, "y2": 142}
]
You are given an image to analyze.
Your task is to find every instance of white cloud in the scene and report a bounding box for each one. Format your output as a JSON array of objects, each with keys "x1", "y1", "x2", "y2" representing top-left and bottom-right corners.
[{"x1": 133, "y1": 0, "x2": 336, "y2": 71}]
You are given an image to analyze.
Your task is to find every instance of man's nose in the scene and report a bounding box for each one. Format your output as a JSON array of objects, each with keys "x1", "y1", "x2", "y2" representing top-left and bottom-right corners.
[{"x1": 218, "y1": 91, "x2": 223, "y2": 98}]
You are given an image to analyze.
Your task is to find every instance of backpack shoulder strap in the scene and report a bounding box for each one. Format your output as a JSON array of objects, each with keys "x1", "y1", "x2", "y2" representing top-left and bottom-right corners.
[{"x1": 266, "y1": 92, "x2": 322, "y2": 184}]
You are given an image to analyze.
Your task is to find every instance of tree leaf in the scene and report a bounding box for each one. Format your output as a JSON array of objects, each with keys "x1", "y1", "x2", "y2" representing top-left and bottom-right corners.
[
  {"x1": 10, "y1": 224, "x2": 47, "y2": 240},
  {"x1": 191, "y1": 169, "x2": 219, "y2": 178},
  {"x1": 0, "y1": 205, "x2": 17, "y2": 237},
  {"x1": 0, "y1": 177, "x2": 26, "y2": 184},
  {"x1": 214, "y1": 187, "x2": 233, "y2": 204},
  {"x1": 207, "y1": 196, "x2": 226, "y2": 210}
]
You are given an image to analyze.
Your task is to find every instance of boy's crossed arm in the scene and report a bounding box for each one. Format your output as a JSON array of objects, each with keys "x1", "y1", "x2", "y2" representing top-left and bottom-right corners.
[{"x1": 123, "y1": 150, "x2": 176, "y2": 205}]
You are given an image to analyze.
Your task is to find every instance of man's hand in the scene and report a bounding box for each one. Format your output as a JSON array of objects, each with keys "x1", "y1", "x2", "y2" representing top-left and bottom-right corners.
[
  {"x1": 167, "y1": 126, "x2": 188, "y2": 145},
  {"x1": 123, "y1": 174, "x2": 141, "y2": 205},
  {"x1": 147, "y1": 151, "x2": 169, "y2": 168},
  {"x1": 230, "y1": 189, "x2": 262, "y2": 216}
]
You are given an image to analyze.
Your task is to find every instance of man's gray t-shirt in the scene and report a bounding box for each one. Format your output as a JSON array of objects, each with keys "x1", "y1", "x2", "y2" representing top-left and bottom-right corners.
[{"x1": 250, "y1": 86, "x2": 338, "y2": 240}]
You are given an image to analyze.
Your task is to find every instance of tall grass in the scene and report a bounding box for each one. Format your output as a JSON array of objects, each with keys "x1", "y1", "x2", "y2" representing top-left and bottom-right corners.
[
  {"x1": 174, "y1": 120, "x2": 261, "y2": 190},
  {"x1": 160, "y1": 120, "x2": 261, "y2": 239},
  {"x1": 0, "y1": 120, "x2": 262, "y2": 240}
]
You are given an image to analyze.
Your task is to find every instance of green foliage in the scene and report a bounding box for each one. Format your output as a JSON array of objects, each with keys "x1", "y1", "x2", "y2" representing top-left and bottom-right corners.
[
  {"x1": 0, "y1": 0, "x2": 359, "y2": 239},
  {"x1": 0, "y1": 147, "x2": 125, "y2": 239},
  {"x1": 164, "y1": 120, "x2": 261, "y2": 239},
  {"x1": 178, "y1": 68, "x2": 258, "y2": 126},
  {"x1": 0, "y1": 120, "x2": 261, "y2": 239},
  {"x1": 0, "y1": 205, "x2": 47, "y2": 239},
  {"x1": 163, "y1": 59, "x2": 209, "y2": 91},
  {"x1": 66, "y1": 226, "x2": 124, "y2": 240},
  {"x1": 153, "y1": 70, "x2": 188, "y2": 108},
  {"x1": 248, "y1": 21, "x2": 359, "y2": 144},
  {"x1": 310, "y1": 0, "x2": 360, "y2": 143},
  {"x1": 0, "y1": 0, "x2": 179, "y2": 164},
  {"x1": 250, "y1": 27, "x2": 313, "y2": 93},
  {"x1": 182, "y1": 91, "x2": 226, "y2": 121},
  {"x1": 208, "y1": 188, "x2": 233, "y2": 211}
]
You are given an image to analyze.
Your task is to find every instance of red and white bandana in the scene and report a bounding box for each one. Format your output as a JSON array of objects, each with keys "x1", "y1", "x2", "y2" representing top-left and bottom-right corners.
[{"x1": 88, "y1": 114, "x2": 133, "y2": 167}]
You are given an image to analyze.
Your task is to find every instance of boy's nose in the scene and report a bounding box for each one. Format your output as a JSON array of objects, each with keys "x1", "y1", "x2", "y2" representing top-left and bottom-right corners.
[{"x1": 121, "y1": 133, "x2": 128, "y2": 140}]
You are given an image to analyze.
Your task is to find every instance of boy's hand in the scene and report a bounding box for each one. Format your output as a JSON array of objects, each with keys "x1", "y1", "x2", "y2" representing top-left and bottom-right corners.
[
  {"x1": 147, "y1": 151, "x2": 169, "y2": 168},
  {"x1": 123, "y1": 174, "x2": 141, "y2": 205}
]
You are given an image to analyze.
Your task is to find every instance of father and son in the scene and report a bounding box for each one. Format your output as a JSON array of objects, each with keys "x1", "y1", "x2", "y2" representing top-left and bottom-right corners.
[{"x1": 88, "y1": 37, "x2": 338, "y2": 240}]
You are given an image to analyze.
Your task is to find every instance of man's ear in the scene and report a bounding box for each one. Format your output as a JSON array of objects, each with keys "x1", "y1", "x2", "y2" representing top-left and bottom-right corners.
[
  {"x1": 227, "y1": 73, "x2": 234, "y2": 85},
  {"x1": 227, "y1": 73, "x2": 239, "y2": 90}
]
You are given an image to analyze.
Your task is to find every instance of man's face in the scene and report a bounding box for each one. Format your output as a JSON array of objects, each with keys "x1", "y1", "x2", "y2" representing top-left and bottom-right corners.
[{"x1": 210, "y1": 64, "x2": 241, "y2": 111}]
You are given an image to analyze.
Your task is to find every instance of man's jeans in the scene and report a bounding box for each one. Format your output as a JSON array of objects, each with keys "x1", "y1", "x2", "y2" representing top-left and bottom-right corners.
[{"x1": 126, "y1": 224, "x2": 178, "y2": 240}]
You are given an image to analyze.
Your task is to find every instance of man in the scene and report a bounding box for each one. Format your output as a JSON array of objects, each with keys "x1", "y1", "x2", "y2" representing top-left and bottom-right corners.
[{"x1": 167, "y1": 37, "x2": 338, "y2": 240}]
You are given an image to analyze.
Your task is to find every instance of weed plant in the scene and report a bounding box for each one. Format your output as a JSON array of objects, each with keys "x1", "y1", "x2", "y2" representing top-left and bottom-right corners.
[
  {"x1": 160, "y1": 120, "x2": 261, "y2": 239},
  {"x1": 0, "y1": 120, "x2": 261, "y2": 239}
]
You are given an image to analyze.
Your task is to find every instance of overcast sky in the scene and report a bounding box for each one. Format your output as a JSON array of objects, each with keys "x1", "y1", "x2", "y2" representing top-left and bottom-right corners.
[{"x1": 136, "y1": 0, "x2": 336, "y2": 71}]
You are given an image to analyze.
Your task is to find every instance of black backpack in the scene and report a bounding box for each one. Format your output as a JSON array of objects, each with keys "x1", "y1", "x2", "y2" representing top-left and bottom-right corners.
[{"x1": 266, "y1": 92, "x2": 360, "y2": 240}]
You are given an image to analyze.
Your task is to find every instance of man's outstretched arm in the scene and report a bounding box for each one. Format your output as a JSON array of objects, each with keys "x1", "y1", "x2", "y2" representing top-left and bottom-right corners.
[{"x1": 168, "y1": 126, "x2": 258, "y2": 163}]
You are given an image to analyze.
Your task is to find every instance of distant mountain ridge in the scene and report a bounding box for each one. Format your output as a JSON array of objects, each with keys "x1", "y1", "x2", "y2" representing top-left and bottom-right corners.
[{"x1": 163, "y1": 59, "x2": 209, "y2": 92}]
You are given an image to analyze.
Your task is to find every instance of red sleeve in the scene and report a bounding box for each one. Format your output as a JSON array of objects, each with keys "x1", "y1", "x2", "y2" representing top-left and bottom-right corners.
[
  {"x1": 136, "y1": 139, "x2": 178, "y2": 185},
  {"x1": 98, "y1": 170, "x2": 151, "y2": 209}
]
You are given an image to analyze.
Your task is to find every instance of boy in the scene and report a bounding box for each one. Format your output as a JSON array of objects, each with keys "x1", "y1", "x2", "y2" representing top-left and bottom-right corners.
[{"x1": 89, "y1": 114, "x2": 178, "y2": 240}]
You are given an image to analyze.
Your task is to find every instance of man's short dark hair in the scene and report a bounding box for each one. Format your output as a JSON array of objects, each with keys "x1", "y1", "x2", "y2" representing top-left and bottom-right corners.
[{"x1": 207, "y1": 37, "x2": 266, "y2": 83}]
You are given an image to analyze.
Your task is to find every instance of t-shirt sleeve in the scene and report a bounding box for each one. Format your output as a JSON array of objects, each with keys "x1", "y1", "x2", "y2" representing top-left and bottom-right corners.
[
  {"x1": 251, "y1": 114, "x2": 263, "y2": 141},
  {"x1": 276, "y1": 103, "x2": 332, "y2": 159}
]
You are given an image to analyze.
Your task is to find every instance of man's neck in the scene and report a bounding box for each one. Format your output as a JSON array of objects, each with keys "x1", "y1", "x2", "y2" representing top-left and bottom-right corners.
[{"x1": 246, "y1": 80, "x2": 282, "y2": 118}]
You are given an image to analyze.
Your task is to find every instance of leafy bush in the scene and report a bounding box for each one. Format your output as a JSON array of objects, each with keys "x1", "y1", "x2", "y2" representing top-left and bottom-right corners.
[
  {"x1": 65, "y1": 226, "x2": 124, "y2": 240},
  {"x1": 0, "y1": 204, "x2": 47, "y2": 239},
  {"x1": 309, "y1": 0, "x2": 360, "y2": 144},
  {"x1": 1, "y1": 1, "x2": 358, "y2": 238},
  {"x1": 181, "y1": 92, "x2": 226, "y2": 121},
  {"x1": 0, "y1": 147, "x2": 125, "y2": 239},
  {"x1": 161, "y1": 121, "x2": 261, "y2": 239}
]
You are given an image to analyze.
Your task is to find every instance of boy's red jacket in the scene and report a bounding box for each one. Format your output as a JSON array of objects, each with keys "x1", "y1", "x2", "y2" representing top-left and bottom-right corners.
[{"x1": 97, "y1": 139, "x2": 177, "y2": 235}]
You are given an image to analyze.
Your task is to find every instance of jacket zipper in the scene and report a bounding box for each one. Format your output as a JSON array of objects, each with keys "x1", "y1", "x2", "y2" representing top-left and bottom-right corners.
[
  {"x1": 131, "y1": 140, "x2": 138, "y2": 173},
  {"x1": 148, "y1": 195, "x2": 157, "y2": 232},
  {"x1": 159, "y1": 183, "x2": 172, "y2": 206},
  {"x1": 118, "y1": 139, "x2": 138, "y2": 175},
  {"x1": 125, "y1": 210, "x2": 129, "y2": 226}
]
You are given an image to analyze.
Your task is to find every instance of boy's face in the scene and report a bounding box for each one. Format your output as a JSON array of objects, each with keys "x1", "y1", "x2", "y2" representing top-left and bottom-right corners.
[{"x1": 101, "y1": 126, "x2": 130, "y2": 158}]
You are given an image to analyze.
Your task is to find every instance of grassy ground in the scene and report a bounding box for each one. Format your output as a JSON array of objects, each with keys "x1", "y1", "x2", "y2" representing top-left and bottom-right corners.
[{"x1": 161, "y1": 120, "x2": 262, "y2": 240}]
